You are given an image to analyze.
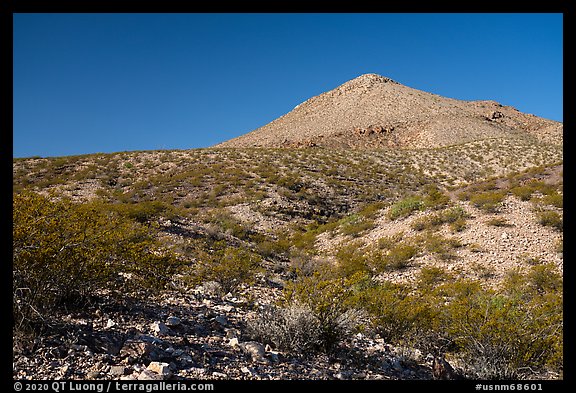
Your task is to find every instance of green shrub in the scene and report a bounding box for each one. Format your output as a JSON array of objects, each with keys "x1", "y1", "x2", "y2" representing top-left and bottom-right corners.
[
  {"x1": 422, "y1": 184, "x2": 451, "y2": 210},
  {"x1": 485, "y1": 217, "x2": 513, "y2": 227},
  {"x1": 352, "y1": 280, "x2": 438, "y2": 346},
  {"x1": 540, "y1": 192, "x2": 563, "y2": 208},
  {"x1": 417, "y1": 266, "x2": 453, "y2": 289},
  {"x1": 441, "y1": 272, "x2": 563, "y2": 379},
  {"x1": 449, "y1": 217, "x2": 468, "y2": 232},
  {"x1": 335, "y1": 243, "x2": 371, "y2": 277},
  {"x1": 536, "y1": 210, "x2": 563, "y2": 231},
  {"x1": 510, "y1": 185, "x2": 534, "y2": 201},
  {"x1": 469, "y1": 191, "x2": 506, "y2": 213},
  {"x1": 188, "y1": 244, "x2": 262, "y2": 294},
  {"x1": 378, "y1": 243, "x2": 419, "y2": 271},
  {"x1": 387, "y1": 196, "x2": 424, "y2": 220},
  {"x1": 339, "y1": 214, "x2": 375, "y2": 237},
  {"x1": 411, "y1": 206, "x2": 468, "y2": 232},
  {"x1": 415, "y1": 232, "x2": 462, "y2": 261},
  {"x1": 13, "y1": 191, "x2": 179, "y2": 330}
]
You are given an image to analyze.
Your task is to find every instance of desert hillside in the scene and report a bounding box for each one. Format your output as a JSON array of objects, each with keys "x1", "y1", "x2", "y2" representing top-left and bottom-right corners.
[
  {"x1": 13, "y1": 138, "x2": 563, "y2": 381},
  {"x1": 215, "y1": 73, "x2": 562, "y2": 149}
]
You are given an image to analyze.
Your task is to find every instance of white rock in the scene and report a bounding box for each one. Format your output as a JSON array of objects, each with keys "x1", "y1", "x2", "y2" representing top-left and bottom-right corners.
[
  {"x1": 241, "y1": 341, "x2": 268, "y2": 363},
  {"x1": 105, "y1": 319, "x2": 116, "y2": 329},
  {"x1": 147, "y1": 362, "x2": 172, "y2": 377},
  {"x1": 137, "y1": 370, "x2": 163, "y2": 380},
  {"x1": 228, "y1": 338, "x2": 239, "y2": 348}
]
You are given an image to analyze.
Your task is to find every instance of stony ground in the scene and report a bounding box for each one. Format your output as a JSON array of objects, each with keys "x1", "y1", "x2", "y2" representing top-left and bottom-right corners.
[
  {"x1": 13, "y1": 282, "x2": 436, "y2": 381},
  {"x1": 316, "y1": 194, "x2": 563, "y2": 287}
]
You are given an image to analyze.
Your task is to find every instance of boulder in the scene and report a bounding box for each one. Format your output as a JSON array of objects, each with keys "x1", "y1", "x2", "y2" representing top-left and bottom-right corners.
[{"x1": 240, "y1": 341, "x2": 269, "y2": 364}]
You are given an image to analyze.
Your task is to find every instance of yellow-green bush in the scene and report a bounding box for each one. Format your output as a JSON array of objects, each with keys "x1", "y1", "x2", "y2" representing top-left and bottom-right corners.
[
  {"x1": 187, "y1": 243, "x2": 262, "y2": 294},
  {"x1": 535, "y1": 210, "x2": 563, "y2": 231},
  {"x1": 13, "y1": 191, "x2": 180, "y2": 330},
  {"x1": 469, "y1": 191, "x2": 506, "y2": 213},
  {"x1": 387, "y1": 196, "x2": 424, "y2": 220}
]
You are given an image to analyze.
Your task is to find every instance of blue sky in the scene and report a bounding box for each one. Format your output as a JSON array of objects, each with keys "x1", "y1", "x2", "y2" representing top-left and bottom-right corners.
[{"x1": 13, "y1": 13, "x2": 563, "y2": 158}]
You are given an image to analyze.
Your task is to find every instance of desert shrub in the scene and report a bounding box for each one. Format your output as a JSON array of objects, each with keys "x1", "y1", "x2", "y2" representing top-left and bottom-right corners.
[
  {"x1": 13, "y1": 191, "x2": 179, "y2": 331},
  {"x1": 205, "y1": 209, "x2": 250, "y2": 240},
  {"x1": 411, "y1": 214, "x2": 444, "y2": 231},
  {"x1": 372, "y1": 243, "x2": 419, "y2": 271},
  {"x1": 353, "y1": 280, "x2": 439, "y2": 347},
  {"x1": 339, "y1": 214, "x2": 375, "y2": 237},
  {"x1": 377, "y1": 232, "x2": 405, "y2": 250},
  {"x1": 358, "y1": 201, "x2": 386, "y2": 219},
  {"x1": 247, "y1": 303, "x2": 323, "y2": 353},
  {"x1": 555, "y1": 239, "x2": 563, "y2": 253},
  {"x1": 441, "y1": 273, "x2": 563, "y2": 379},
  {"x1": 540, "y1": 192, "x2": 563, "y2": 208},
  {"x1": 422, "y1": 184, "x2": 451, "y2": 210},
  {"x1": 417, "y1": 266, "x2": 453, "y2": 289},
  {"x1": 485, "y1": 217, "x2": 513, "y2": 227},
  {"x1": 469, "y1": 191, "x2": 506, "y2": 213},
  {"x1": 411, "y1": 206, "x2": 468, "y2": 232},
  {"x1": 510, "y1": 185, "x2": 534, "y2": 201},
  {"x1": 112, "y1": 200, "x2": 172, "y2": 223},
  {"x1": 535, "y1": 210, "x2": 563, "y2": 231},
  {"x1": 335, "y1": 242, "x2": 371, "y2": 277},
  {"x1": 387, "y1": 196, "x2": 424, "y2": 220},
  {"x1": 283, "y1": 270, "x2": 364, "y2": 352},
  {"x1": 526, "y1": 263, "x2": 563, "y2": 295},
  {"x1": 449, "y1": 217, "x2": 468, "y2": 232},
  {"x1": 415, "y1": 232, "x2": 462, "y2": 261},
  {"x1": 188, "y1": 244, "x2": 262, "y2": 294},
  {"x1": 256, "y1": 238, "x2": 291, "y2": 259}
]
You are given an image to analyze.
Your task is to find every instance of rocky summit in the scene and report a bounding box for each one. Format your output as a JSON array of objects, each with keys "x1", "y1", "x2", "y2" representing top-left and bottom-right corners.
[{"x1": 215, "y1": 73, "x2": 562, "y2": 149}]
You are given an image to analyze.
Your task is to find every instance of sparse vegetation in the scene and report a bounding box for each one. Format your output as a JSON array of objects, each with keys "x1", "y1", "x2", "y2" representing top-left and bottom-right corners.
[
  {"x1": 535, "y1": 210, "x2": 563, "y2": 231},
  {"x1": 469, "y1": 190, "x2": 506, "y2": 213},
  {"x1": 12, "y1": 142, "x2": 563, "y2": 380},
  {"x1": 387, "y1": 196, "x2": 424, "y2": 220}
]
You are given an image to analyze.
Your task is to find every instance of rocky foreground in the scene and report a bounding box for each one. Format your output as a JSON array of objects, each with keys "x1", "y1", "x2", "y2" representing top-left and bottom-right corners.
[{"x1": 13, "y1": 279, "x2": 441, "y2": 381}]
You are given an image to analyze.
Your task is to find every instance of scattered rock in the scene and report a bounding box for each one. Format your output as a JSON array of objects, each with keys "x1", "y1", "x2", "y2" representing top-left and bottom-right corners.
[
  {"x1": 147, "y1": 362, "x2": 172, "y2": 378},
  {"x1": 214, "y1": 315, "x2": 228, "y2": 327},
  {"x1": 151, "y1": 321, "x2": 170, "y2": 335},
  {"x1": 137, "y1": 369, "x2": 163, "y2": 380},
  {"x1": 240, "y1": 341, "x2": 269, "y2": 364},
  {"x1": 165, "y1": 316, "x2": 181, "y2": 327},
  {"x1": 109, "y1": 365, "x2": 127, "y2": 377}
]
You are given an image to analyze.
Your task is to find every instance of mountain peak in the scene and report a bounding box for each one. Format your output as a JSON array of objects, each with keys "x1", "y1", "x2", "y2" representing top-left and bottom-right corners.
[
  {"x1": 216, "y1": 75, "x2": 562, "y2": 149},
  {"x1": 340, "y1": 73, "x2": 399, "y2": 89}
]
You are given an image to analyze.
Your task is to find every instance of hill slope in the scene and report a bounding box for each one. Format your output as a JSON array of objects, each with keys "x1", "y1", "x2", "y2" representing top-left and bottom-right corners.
[{"x1": 215, "y1": 73, "x2": 562, "y2": 149}]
